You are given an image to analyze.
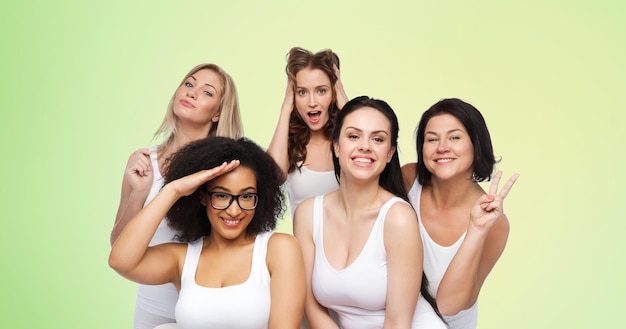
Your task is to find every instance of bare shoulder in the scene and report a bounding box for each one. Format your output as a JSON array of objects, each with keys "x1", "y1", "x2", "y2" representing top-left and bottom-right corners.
[
  {"x1": 383, "y1": 198, "x2": 419, "y2": 237},
  {"x1": 267, "y1": 233, "x2": 303, "y2": 270},
  {"x1": 292, "y1": 196, "x2": 316, "y2": 235},
  {"x1": 400, "y1": 162, "x2": 418, "y2": 190},
  {"x1": 489, "y1": 213, "x2": 511, "y2": 241},
  {"x1": 268, "y1": 232, "x2": 300, "y2": 250}
]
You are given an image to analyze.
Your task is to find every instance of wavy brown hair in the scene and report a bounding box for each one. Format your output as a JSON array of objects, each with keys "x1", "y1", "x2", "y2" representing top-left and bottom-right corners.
[{"x1": 285, "y1": 47, "x2": 341, "y2": 173}]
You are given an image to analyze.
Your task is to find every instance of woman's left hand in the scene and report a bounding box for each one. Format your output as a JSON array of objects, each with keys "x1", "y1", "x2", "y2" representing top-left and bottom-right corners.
[{"x1": 470, "y1": 171, "x2": 519, "y2": 233}]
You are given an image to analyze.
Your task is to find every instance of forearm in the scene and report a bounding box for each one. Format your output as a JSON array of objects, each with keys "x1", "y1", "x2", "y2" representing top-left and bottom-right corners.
[
  {"x1": 305, "y1": 301, "x2": 339, "y2": 329},
  {"x1": 267, "y1": 108, "x2": 292, "y2": 181},
  {"x1": 437, "y1": 230, "x2": 486, "y2": 314},
  {"x1": 110, "y1": 191, "x2": 148, "y2": 245},
  {"x1": 109, "y1": 184, "x2": 179, "y2": 274}
]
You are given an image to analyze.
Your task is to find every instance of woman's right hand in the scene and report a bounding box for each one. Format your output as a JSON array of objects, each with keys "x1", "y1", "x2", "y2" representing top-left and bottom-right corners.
[
  {"x1": 124, "y1": 148, "x2": 153, "y2": 195},
  {"x1": 280, "y1": 78, "x2": 295, "y2": 114},
  {"x1": 168, "y1": 160, "x2": 240, "y2": 198}
]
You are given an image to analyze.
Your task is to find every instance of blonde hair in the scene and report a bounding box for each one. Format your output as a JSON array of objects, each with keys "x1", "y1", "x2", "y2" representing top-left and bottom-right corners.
[{"x1": 154, "y1": 63, "x2": 243, "y2": 146}]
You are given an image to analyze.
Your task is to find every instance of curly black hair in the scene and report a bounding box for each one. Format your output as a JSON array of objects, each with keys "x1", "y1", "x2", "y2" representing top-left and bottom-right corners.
[{"x1": 162, "y1": 136, "x2": 286, "y2": 242}]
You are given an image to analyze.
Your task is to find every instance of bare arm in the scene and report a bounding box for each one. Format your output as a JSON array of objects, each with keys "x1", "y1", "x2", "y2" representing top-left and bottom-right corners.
[
  {"x1": 109, "y1": 161, "x2": 240, "y2": 285},
  {"x1": 383, "y1": 202, "x2": 423, "y2": 329},
  {"x1": 267, "y1": 233, "x2": 306, "y2": 329},
  {"x1": 267, "y1": 79, "x2": 294, "y2": 183},
  {"x1": 437, "y1": 172, "x2": 519, "y2": 315},
  {"x1": 293, "y1": 199, "x2": 340, "y2": 329},
  {"x1": 111, "y1": 148, "x2": 153, "y2": 245}
]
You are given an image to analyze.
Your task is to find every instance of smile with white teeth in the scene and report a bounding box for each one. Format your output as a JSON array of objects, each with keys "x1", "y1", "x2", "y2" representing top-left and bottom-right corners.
[
  {"x1": 436, "y1": 158, "x2": 454, "y2": 163},
  {"x1": 354, "y1": 157, "x2": 373, "y2": 163},
  {"x1": 222, "y1": 218, "x2": 242, "y2": 225}
]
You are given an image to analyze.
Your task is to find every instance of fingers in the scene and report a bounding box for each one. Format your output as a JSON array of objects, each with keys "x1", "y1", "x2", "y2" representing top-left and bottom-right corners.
[
  {"x1": 488, "y1": 171, "x2": 502, "y2": 195},
  {"x1": 488, "y1": 171, "x2": 519, "y2": 199},
  {"x1": 498, "y1": 173, "x2": 519, "y2": 199},
  {"x1": 129, "y1": 152, "x2": 152, "y2": 177},
  {"x1": 201, "y1": 160, "x2": 240, "y2": 181}
]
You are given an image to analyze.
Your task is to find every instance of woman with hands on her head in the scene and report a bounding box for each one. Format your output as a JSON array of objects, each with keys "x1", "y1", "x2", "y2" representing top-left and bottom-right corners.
[
  {"x1": 401, "y1": 98, "x2": 519, "y2": 329},
  {"x1": 293, "y1": 96, "x2": 446, "y2": 329},
  {"x1": 110, "y1": 63, "x2": 243, "y2": 328},
  {"x1": 268, "y1": 46, "x2": 349, "y2": 220},
  {"x1": 110, "y1": 136, "x2": 306, "y2": 329}
]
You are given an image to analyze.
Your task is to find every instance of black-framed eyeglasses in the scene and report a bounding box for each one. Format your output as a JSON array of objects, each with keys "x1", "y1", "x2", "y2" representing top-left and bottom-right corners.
[{"x1": 203, "y1": 188, "x2": 258, "y2": 210}]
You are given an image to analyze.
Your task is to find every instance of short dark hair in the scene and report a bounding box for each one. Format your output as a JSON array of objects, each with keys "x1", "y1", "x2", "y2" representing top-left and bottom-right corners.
[
  {"x1": 163, "y1": 137, "x2": 286, "y2": 242},
  {"x1": 416, "y1": 98, "x2": 496, "y2": 186},
  {"x1": 331, "y1": 95, "x2": 408, "y2": 202}
]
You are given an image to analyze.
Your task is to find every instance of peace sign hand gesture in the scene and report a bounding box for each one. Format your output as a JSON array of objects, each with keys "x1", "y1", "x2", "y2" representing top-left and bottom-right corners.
[{"x1": 470, "y1": 171, "x2": 519, "y2": 233}]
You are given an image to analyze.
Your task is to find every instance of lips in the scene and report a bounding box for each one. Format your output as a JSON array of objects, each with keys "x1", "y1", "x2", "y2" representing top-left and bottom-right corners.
[
  {"x1": 434, "y1": 158, "x2": 454, "y2": 164},
  {"x1": 307, "y1": 111, "x2": 321, "y2": 123},
  {"x1": 221, "y1": 217, "x2": 242, "y2": 227},
  {"x1": 180, "y1": 99, "x2": 195, "y2": 108},
  {"x1": 352, "y1": 156, "x2": 374, "y2": 166}
]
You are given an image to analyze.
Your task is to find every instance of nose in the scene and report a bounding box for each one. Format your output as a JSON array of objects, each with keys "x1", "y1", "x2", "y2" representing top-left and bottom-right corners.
[
  {"x1": 436, "y1": 140, "x2": 449, "y2": 153},
  {"x1": 308, "y1": 93, "x2": 317, "y2": 107},
  {"x1": 225, "y1": 198, "x2": 243, "y2": 216},
  {"x1": 358, "y1": 138, "x2": 371, "y2": 151},
  {"x1": 186, "y1": 87, "x2": 197, "y2": 99}
]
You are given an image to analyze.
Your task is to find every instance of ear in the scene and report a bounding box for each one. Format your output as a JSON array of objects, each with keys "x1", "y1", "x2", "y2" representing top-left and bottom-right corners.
[
  {"x1": 200, "y1": 194, "x2": 208, "y2": 206},
  {"x1": 333, "y1": 141, "x2": 339, "y2": 158},
  {"x1": 211, "y1": 112, "x2": 220, "y2": 123}
]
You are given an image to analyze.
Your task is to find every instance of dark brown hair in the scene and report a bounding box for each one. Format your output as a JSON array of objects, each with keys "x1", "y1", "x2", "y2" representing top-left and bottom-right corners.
[{"x1": 286, "y1": 47, "x2": 341, "y2": 173}]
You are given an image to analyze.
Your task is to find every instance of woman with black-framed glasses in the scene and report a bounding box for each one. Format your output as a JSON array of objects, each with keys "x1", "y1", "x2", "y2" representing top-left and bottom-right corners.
[{"x1": 110, "y1": 136, "x2": 306, "y2": 329}]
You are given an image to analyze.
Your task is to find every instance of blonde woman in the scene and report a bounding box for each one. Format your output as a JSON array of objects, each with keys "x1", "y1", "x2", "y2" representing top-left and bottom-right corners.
[{"x1": 110, "y1": 63, "x2": 243, "y2": 329}]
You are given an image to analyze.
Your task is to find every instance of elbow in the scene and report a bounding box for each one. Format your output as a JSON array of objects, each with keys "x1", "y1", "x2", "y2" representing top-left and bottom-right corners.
[
  {"x1": 437, "y1": 299, "x2": 472, "y2": 317},
  {"x1": 108, "y1": 251, "x2": 126, "y2": 274}
]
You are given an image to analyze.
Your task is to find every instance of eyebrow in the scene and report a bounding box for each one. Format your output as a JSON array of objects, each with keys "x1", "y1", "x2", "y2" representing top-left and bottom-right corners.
[
  {"x1": 209, "y1": 185, "x2": 257, "y2": 193},
  {"x1": 345, "y1": 126, "x2": 389, "y2": 135},
  {"x1": 190, "y1": 75, "x2": 218, "y2": 93},
  {"x1": 425, "y1": 128, "x2": 465, "y2": 135}
]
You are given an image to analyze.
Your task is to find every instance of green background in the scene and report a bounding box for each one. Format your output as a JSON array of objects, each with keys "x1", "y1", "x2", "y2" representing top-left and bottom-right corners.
[{"x1": 1, "y1": 0, "x2": 624, "y2": 328}]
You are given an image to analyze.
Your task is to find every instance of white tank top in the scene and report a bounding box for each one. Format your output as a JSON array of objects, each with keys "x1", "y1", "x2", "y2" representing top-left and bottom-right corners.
[
  {"x1": 408, "y1": 180, "x2": 478, "y2": 329},
  {"x1": 311, "y1": 195, "x2": 446, "y2": 329},
  {"x1": 286, "y1": 164, "x2": 338, "y2": 218},
  {"x1": 175, "y1": 232, "x2": 273, "y2": 329},
  {"x1": 135, "y1": 146, "x2": 179, "y2": 318}
]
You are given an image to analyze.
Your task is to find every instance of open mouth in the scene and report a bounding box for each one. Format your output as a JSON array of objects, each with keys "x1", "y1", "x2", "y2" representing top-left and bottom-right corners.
[{"x1": 307, "y1": 111, "x2": 321, "y2": 123}]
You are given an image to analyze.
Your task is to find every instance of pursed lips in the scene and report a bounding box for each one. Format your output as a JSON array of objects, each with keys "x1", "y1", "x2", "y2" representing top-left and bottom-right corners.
[{"x1": 180, "y1": 99, "x2": 195, "y2": 108}]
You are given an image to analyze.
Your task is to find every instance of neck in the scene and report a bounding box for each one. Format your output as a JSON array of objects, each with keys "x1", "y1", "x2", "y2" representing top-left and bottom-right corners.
[
  {"x1": 162, "y1": 122, "x2": 214, "y2": 156},
  {"x1": 337, "y1": 176, "x2": 385, "y2": 221},
  {"x1": 204, "y1": 232, "x2": 255, "y2": 251},
  {"x1": 309, "y1": 129, "x2": 328, "y2": 143},
  {"x1": 428, "y1": 175, "x2": 481, "y2": 208}
]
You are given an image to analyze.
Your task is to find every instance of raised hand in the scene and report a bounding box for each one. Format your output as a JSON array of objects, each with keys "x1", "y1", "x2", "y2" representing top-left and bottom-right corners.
[
  {"x1": 168, "y1": 160, "x2": 240, "y2": 198},
  {"x1": 125, "y1": 148, "x2": 153, "y2": 194},
  {"x1": 470, "y1": 171, "x2": 519, "y2": 232},
  {"x1": 280, "y1": 78, "x2": 295, "y2": 114},
  {"x1": 333, "y1": 64, "x2": 349, "y2": 109}
]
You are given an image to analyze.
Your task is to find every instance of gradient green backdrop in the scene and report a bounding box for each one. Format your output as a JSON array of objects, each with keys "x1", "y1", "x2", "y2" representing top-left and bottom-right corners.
[{"x1": 1, "y1": 0, "x2": 624, "y2": 328}]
